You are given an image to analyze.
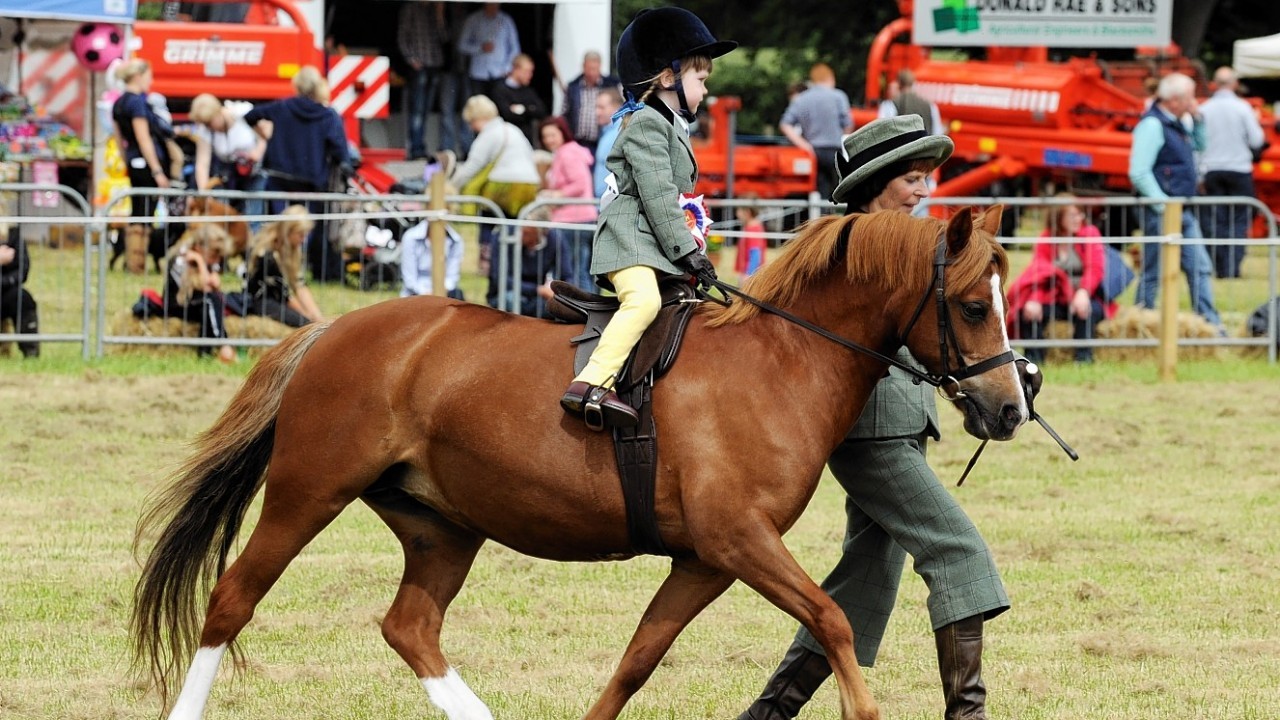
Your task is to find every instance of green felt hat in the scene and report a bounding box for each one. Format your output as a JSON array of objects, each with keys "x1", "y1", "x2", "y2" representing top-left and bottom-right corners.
[{"x1": 831, "y1": 115, "x2": 954, "y2": 204}]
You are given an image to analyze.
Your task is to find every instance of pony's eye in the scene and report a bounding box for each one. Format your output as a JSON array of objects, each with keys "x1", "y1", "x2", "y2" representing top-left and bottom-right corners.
[{"x1": 961, "y1": 302, "x2": 987, "y2": 321}]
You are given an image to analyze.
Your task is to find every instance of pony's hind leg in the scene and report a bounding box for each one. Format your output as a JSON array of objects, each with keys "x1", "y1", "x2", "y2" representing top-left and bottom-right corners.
[
  {"x1": 582, "y1": 560, "x2": 735, "y2": 720},
  {"x1": 170, "y1": 476, "x2": 364, "y2": 719},
  {"x1": 365, "y1": 494, "x2": 491, "y2": 720}
]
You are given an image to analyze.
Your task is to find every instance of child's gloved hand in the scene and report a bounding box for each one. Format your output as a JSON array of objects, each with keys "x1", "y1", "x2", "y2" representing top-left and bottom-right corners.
[{"x1": 676, "y1": 251, "x2": 717, "y2": 284}]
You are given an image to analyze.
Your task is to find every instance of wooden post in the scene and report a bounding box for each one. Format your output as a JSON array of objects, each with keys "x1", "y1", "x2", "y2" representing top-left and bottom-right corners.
[
  {"x1": 1158, "y1": 201, "x2": 1182, "y2": 382},
  {"x1": 428, "y1": 170, "x2": 446, "y2": 297}
]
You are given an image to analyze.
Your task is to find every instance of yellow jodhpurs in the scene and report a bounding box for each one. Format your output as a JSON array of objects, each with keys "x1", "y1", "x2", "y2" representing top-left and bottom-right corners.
[{"x1": 574, "y1": 265, "x2": 662, "y2": 387}]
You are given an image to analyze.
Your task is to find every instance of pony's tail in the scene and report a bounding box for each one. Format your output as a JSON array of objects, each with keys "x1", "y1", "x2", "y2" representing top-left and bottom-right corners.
[{"x1": 130, "y1": 321, "x2": 331, "y2": 705}]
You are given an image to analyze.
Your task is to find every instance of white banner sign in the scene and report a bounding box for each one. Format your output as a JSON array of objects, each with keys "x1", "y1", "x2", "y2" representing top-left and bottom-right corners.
[{"x1": 913, "y1": 0, "x2": 1172, "y2": 48}]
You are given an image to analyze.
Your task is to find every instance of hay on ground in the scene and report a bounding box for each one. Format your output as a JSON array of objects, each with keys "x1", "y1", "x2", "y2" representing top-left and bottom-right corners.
[
  {"x1": 106, "y1": 309, "x2": 297, "y2": 358},
  {"x1": 1038, "y1": 306, "x2": 1232, "y2": 363}
]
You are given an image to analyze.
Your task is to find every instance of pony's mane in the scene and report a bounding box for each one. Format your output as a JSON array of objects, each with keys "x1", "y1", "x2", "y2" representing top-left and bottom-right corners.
[{"x1": 704, "y1": 210, "x2": 1008, "y2": 326}]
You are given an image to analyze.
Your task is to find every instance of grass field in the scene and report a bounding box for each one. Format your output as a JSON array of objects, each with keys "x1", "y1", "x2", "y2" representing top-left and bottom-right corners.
[
  {"x1": 1, "y1": 353, "x2": 1278, "y2": 719},
  {"x1": 2, "y1": 211, "x2": 1278, "y2": 718}
]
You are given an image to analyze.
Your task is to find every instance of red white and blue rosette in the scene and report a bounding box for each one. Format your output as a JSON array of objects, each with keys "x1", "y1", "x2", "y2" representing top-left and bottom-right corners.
[{"x1": 679, "y1": 193, "x2": 713, "y2": 252}]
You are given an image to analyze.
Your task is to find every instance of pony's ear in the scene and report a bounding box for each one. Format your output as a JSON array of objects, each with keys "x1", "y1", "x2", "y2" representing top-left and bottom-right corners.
[
  {"x1": 978, "y1": 204, "x2": 1004, "y2": 235},
  {"x1": 945, "y1": 206, "x2": 974, "y2": 257}
]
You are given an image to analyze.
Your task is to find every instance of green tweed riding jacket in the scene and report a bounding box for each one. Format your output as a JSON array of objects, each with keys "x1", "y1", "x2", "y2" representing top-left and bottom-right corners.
[{"x1": 590, "y1": 104, "x2": 698, "y2": 287}]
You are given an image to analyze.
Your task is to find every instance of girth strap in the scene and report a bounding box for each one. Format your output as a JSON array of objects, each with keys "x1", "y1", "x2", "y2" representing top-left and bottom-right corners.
[{"x1": 612, "y1": 380, "x2": 669, "y2": 556}]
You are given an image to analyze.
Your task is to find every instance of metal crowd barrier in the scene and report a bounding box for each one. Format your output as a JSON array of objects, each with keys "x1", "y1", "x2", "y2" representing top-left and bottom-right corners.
[
  {"x1": 500, "y1": 196, "x2": 820, "y2": 314},
  {"x1": 920, "y1": 195, "x2": 1279, "y2": 365},
  {"x1": 0, "y1": 182, "x2": 96, "y2": 359},
  {"x1": 7, "y1": 182, "x2": 1277, "y2": 368}
]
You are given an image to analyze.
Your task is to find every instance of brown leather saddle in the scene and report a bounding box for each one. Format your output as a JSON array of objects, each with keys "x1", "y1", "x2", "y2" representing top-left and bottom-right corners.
[
  {"x1": 546, "y1": 277, "x2": 699, "y2": 391},
  {"x1": 546, "y1": 277, "x2": 700, "y2": 556}
]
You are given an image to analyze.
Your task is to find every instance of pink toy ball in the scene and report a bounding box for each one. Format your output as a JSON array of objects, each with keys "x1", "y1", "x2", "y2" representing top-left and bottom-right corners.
[{"x1": 71, "y1": 23, "x2": 124, "y2": 72}]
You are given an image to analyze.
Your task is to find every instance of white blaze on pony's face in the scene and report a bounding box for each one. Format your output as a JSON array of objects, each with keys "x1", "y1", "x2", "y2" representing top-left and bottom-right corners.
[
  {"x1": 422, "y1": 668, "x2": 494, "y2": 720},
  {"x1": 935, "y1": 205, "x2": 1029, "y2": 442},
  {"x1": 990, "y1": 271, "x2": 1029, "y2": 421},
  {"x1": 950, "y1": 266, "x2": 1028, "y2": 441}
]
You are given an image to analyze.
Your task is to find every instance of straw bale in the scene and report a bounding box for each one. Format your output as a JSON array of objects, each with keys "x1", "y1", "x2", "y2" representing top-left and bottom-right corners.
[
  {"x1": 1036, "y1": 306, "x2": 1231, "y2": 363},
  {"x1": 106, "y1": 309, "x2": 296, "y2": 358}
]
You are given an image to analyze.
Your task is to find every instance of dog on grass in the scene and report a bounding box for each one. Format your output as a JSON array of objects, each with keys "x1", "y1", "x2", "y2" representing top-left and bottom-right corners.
[{"x1": 109, "y1": 193, "x2": 250, "y2": 274}]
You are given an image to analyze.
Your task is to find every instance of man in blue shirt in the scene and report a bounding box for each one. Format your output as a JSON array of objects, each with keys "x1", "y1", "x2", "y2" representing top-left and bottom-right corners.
[
  {"x1": 780, "y1": 62, "x2": 853, "y2": 203},
  {"x1": 1198, "y1": 66, "x2": 1266, "y2": 278},
  {"x1": 458, "y1": 3, "x2": 521, "y2": 102},
  {"x1": 593, "y1": 87, "x2": 623, "y2": 198},
  {"x1": 1128, "y1": 72, "x2": 1223, "y2": 332}
]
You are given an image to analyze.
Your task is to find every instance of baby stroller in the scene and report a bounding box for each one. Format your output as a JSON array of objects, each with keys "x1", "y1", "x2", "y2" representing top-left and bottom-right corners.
[{"x1": 344, "y1": 222, "x2": 403, "y2": 292}]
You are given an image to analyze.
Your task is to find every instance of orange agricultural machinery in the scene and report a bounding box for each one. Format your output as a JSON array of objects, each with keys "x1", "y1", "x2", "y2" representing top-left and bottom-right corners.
[
  {"x1": 857, "y1": 0, "x2": 1280, "y2": 220},
  {"x1": 132, "y1": 0, "x2": 323, "y2": 103},
  {"x1": 693, "y1": 95, "x2": 818, "y2": 200}
]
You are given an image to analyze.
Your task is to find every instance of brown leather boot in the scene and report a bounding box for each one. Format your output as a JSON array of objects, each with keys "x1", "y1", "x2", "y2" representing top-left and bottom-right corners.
[
  {"x1": 935, "y1": 615, "x2": 987, "y2": 720},
  {"x1": 124, "y1": 225, "x2": 148, "y2": 275},
  {"x1": 560, "y1": 381, "x2": 639, "y2": 431},
  {"x1": 737, "y1": 642, "x2": 832, "y2": 720}
]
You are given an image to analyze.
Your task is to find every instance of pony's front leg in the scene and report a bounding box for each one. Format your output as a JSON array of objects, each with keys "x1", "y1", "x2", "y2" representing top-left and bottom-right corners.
[
  {"x1": 581, "y1": 560, "x2": 734, "y2": 720},
  {"x1": 167, "y1": 645, "x2": 226, "y2": 720},
  {"x1": 709, "y1": 528, "x2": 880, "y2": 720}
]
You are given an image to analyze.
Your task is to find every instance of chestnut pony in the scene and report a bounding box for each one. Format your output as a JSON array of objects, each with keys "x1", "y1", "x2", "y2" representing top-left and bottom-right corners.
[{"x1": 132, "y1": 206, "x2": 1027, "y2": 720}]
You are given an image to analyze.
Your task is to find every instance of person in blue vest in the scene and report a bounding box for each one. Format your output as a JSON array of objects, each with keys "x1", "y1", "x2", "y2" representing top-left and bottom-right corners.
[{"x1": 1128, "y1": 72, "x2": 1224, "y2": 333}]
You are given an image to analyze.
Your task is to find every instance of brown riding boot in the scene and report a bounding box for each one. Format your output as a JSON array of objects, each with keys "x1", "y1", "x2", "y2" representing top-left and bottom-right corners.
[
  {"x1": 737, "y1": 642, "x2": 833, "y2": 720},
  {"x1": 935, "y1": 614, "x2": 988, "y2": 720},
  {"x1": 560, "y1": 380, "x2": 639, "y2": 431},
  {"x1": 124, "y1": 225, "x2": 148, "y2": 274}
]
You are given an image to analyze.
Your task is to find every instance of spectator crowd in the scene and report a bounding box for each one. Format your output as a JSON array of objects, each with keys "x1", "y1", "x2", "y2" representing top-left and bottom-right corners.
[{"x1": 8, "y1": 2, "x2": 1272, "y2": 365}]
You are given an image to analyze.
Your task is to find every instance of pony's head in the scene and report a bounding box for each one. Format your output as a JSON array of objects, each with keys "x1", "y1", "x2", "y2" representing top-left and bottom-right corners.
[
  {"x1": 877, "y1": 206, "x2": 1027, "y2": 441},
  {"x1": 706, "y1": 205, "x2": 1027, "y2": 441}
]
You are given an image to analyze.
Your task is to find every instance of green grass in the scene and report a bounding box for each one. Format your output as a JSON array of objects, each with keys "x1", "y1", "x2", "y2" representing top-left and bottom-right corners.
[
  {"x1": 3, "y1": 219, "x2": 1279, "y2": 718},
  {"x1": 1, "y1": 358, "x2": 1278, "y2": 719}
]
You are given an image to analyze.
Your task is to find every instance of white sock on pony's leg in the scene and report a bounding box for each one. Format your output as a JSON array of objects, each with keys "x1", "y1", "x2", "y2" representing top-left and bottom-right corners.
[
  {"x1": 168, "y1": 644, "x2": 227, "y2": 720},
  {"x1": 422, "y1": 667, "x2": 494, "y2": 720}
]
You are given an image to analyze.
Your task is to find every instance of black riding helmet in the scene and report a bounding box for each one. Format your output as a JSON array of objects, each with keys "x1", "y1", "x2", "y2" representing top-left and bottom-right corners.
[{"x1": 615, "y1": 7, "x2": 736, "y2": 121}]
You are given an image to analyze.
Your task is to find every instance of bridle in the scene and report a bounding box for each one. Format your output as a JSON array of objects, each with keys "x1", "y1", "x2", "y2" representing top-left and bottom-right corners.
[
  {"x1": 703, "y1": 234, "x2": 1016, "y2": 394},
  {"x1": 896, "y1": 237, "x2": 1017, "y2": 399}
]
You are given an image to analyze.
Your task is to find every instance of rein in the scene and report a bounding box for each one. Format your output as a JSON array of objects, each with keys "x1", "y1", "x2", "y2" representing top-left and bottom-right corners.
[
  {"x1": 695, "y1": 234, "x2": 1078, "y2": 478},
  {"x1": 702, "y1": 238, "x2": 1015, "y2": 393}
]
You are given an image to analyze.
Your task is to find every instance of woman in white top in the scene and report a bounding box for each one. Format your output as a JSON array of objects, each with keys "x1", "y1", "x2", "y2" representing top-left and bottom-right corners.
[
  {"x1": 446, "y1": 94, "x2": 541, "y2": 279},
  {"x1": 448, "y1": 94, "x2": 541, "y2": 217},
  {"x1": 186, "y1": 93, "x2": 269, "y2": 230}
]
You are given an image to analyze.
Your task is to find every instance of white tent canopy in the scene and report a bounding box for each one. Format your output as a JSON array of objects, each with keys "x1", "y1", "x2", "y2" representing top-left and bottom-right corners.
[
  {"x1": 0, "y1": 0, "x2": 136, "y2": 24},
  {"x1": 1234, "y1": 33, "x2": 1280, "y2": 78}
]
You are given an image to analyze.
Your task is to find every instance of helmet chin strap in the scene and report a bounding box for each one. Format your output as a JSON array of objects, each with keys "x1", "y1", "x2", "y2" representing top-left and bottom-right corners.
[{"x1": 666, "y1": 59, "x2": 698, "y2": 123}]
